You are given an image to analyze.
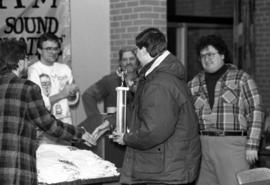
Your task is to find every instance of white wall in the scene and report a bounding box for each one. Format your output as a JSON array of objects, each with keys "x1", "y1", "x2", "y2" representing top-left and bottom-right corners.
[{"x1": 70, "y1": 0, "x2": 110, "y2": 125}]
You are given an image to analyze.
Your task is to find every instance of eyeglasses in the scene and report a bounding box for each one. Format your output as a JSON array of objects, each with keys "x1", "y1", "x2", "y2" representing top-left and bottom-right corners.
[
  {"x1": 42, "y1": 47, "x2": 60, "y2": 52},
  {"x1": 200, "y1": 52, "x2": 218, "y2": 60}
]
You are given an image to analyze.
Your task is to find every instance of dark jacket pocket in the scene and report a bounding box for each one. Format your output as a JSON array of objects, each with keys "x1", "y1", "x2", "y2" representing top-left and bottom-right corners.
[{"x1": 134, "y1": 145, "x2": 164, "y2": 173}]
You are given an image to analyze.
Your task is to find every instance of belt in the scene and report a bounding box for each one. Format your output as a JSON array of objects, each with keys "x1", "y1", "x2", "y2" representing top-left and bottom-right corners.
[{"x1": 200, "y1": 130, "x2": 247, "y2": 136}]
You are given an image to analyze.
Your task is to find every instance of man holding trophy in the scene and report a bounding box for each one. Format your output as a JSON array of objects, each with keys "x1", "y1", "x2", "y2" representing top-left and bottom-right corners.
[{"x1": 93, "y1": 28, "x2": 201, "y2": 185}]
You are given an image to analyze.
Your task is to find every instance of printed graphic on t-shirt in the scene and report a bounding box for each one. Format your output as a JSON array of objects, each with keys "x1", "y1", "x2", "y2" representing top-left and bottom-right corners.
[
  {"x1": 33, "y1": 64, "x2": 73, "y2": 125},
  {"x1": 57, "y1": 75, "x2": 69, "y2": 91},
  {"x1": 55, "y1": 104, "x2": 63, "y2": 115},
  {"x1": 39, "y1": 73, "x2": 52, "y2": 97}
]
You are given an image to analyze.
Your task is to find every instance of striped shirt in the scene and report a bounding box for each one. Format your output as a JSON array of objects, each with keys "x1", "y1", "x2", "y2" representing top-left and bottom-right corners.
[{"x1": 188, "y1": 64, "x2": 264, "y2": 150}]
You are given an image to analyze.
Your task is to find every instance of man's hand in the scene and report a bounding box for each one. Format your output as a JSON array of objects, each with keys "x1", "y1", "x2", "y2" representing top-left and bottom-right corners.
[
  {"x1": 68, "y1": 84, "x2": 79, "y2": 97},
  {"x1": 92, "y1": 120, "x2": 110, "y2": 141},
  {"x1": 49, "y1": 83, "x2": 79, "y2": 106},
  {"x1": 110, "y1": 130, "x2": 125, "y2": 145},
  {"x1": 62, "y1": 83, "x2": 79, "y2": 98},
  {"x1": 246, "y1": 149, "x2": 258, "y2": 164},
  {"x1": 81, "y1": 130, "x2": 96, "y2": 147}
]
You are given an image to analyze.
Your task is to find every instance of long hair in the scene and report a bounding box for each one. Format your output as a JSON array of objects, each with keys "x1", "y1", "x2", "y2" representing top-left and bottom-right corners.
[
  {"x1": 118, "y1": 47, "x2": 140, "y2": 67},
  {"x1": 0, "y1": 39, "x2": 27, "y2": 73}
]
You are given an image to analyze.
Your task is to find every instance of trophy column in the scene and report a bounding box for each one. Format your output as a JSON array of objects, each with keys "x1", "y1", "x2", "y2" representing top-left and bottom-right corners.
[{"x1": 116, "y1": 86, "x2": 129, "y2": 134}]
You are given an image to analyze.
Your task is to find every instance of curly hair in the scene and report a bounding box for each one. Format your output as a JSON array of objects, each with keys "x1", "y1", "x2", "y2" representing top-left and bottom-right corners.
[{"x1": 196, "y1": 34, "x2": 231, "y2": 64}]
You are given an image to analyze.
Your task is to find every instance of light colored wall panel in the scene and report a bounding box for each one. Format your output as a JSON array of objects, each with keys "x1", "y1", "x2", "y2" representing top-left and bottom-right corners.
[{"x1": 70, "y1": 0, "x2": 110, "y2": 125}]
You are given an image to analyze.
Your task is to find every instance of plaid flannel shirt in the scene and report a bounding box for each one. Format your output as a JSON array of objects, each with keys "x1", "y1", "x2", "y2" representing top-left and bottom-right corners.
[
  {"x1": 0, "y1": 73, "x2": 84, "y2": 185},
  {"x1": 188, "y1": 64, "x2": 264, "y2": 150}
]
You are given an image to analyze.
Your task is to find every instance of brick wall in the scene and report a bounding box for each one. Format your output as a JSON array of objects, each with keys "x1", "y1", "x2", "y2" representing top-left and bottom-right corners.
[
  {"x1": 110, "y1": 0, "x2": 167, "y2": 71},
  {"x1": 174, "y1": 0, "x2": 233, "y2": 17},
  {"x1": 255, "y1": 0, "x2": 270, "y2": 112}
]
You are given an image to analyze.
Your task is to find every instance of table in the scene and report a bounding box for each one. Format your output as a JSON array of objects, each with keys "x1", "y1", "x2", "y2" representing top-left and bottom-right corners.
[
  {"x1": 38, "y1": 175, "x2": 120, "y2": 185},
  {"x1": 37, "y1": 144, "x2": 120, "y2": 185}
]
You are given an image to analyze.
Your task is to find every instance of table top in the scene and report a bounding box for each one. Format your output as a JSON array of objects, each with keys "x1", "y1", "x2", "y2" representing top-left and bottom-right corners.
[{"x1": 38, "y1": 175, "x2": 120, "y2": 185}]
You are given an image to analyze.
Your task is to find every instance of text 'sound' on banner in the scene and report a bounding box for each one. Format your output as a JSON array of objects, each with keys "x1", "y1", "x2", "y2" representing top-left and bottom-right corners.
[{"x1": 0, "y1": 0, "x2": 71, "y2": 66}]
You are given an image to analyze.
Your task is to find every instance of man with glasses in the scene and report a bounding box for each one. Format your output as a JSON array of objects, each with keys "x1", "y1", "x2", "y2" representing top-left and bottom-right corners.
[
  {"x1": 28, "y1": 33, "x2": 79, "y2": 144},
  {"x1": 188, "y1": 34, "x2": 264, "y2": 185}
]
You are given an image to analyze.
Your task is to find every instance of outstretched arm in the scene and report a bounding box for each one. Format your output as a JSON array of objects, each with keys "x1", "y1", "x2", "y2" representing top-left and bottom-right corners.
[{"x1": 26, "y1": 81, "x2": 94, "y2": 146}]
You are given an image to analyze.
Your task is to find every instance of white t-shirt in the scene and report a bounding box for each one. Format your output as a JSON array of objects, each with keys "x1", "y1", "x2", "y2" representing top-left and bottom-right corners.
[{"x1": 28, "y1": 61, "x2": 74, "y2": 125}]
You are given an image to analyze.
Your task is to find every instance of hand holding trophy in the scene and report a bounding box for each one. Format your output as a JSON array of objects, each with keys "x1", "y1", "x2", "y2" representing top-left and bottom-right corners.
[
  {"x1": 91, "y1": 70, "x2": 129, "y2": 144},
  {"x1": 109, "y1": 72, "x2": 129, "y2": 145},
  {"x1": 110, "y1": 130, "x2": 125, "y2": 145}
]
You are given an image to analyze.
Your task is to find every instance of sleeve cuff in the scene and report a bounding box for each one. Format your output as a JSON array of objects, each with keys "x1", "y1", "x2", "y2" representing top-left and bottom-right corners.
[{"x1": 68, "y1": 91, "x2": 80, "y2": 106}]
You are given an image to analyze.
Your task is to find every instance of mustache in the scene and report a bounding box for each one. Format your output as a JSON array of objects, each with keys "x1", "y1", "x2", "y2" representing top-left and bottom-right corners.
[{"x1": 123, "y1": 64, "x2": 137, "y2": 70}]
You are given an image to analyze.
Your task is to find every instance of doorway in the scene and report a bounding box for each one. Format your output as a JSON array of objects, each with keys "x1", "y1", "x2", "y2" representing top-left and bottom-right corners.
[
  {"x1": 167, "y1": 0, "x2": 234, "y2": 81},
  {"x1": 167, "y1": 23, "x2": 233, "y2": 81}
]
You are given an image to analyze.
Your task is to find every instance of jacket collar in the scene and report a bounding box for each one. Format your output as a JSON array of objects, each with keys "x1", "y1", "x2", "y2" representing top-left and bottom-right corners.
[{"x1": 145, "y1": 50, "x2": 170, "y2": 77}]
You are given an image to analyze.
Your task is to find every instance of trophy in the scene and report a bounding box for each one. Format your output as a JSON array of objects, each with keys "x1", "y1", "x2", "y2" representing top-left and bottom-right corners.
[
  {"x1": 91, "y1": 69, "x2": 129, "y2": 142},
  {"x1": 115, "y1": 69, "x2": 129, "y2": 134}
]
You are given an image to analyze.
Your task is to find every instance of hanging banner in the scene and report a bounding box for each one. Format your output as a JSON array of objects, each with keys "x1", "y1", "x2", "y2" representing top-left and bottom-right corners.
[{"x1": 0, "y1": 0, "x2": 71, "y2": 65}]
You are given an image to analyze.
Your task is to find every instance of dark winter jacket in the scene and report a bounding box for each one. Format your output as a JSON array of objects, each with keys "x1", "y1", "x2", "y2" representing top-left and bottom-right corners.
[{"x1": 120, "y1": 51, "x2": 201, "y2": 184}]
